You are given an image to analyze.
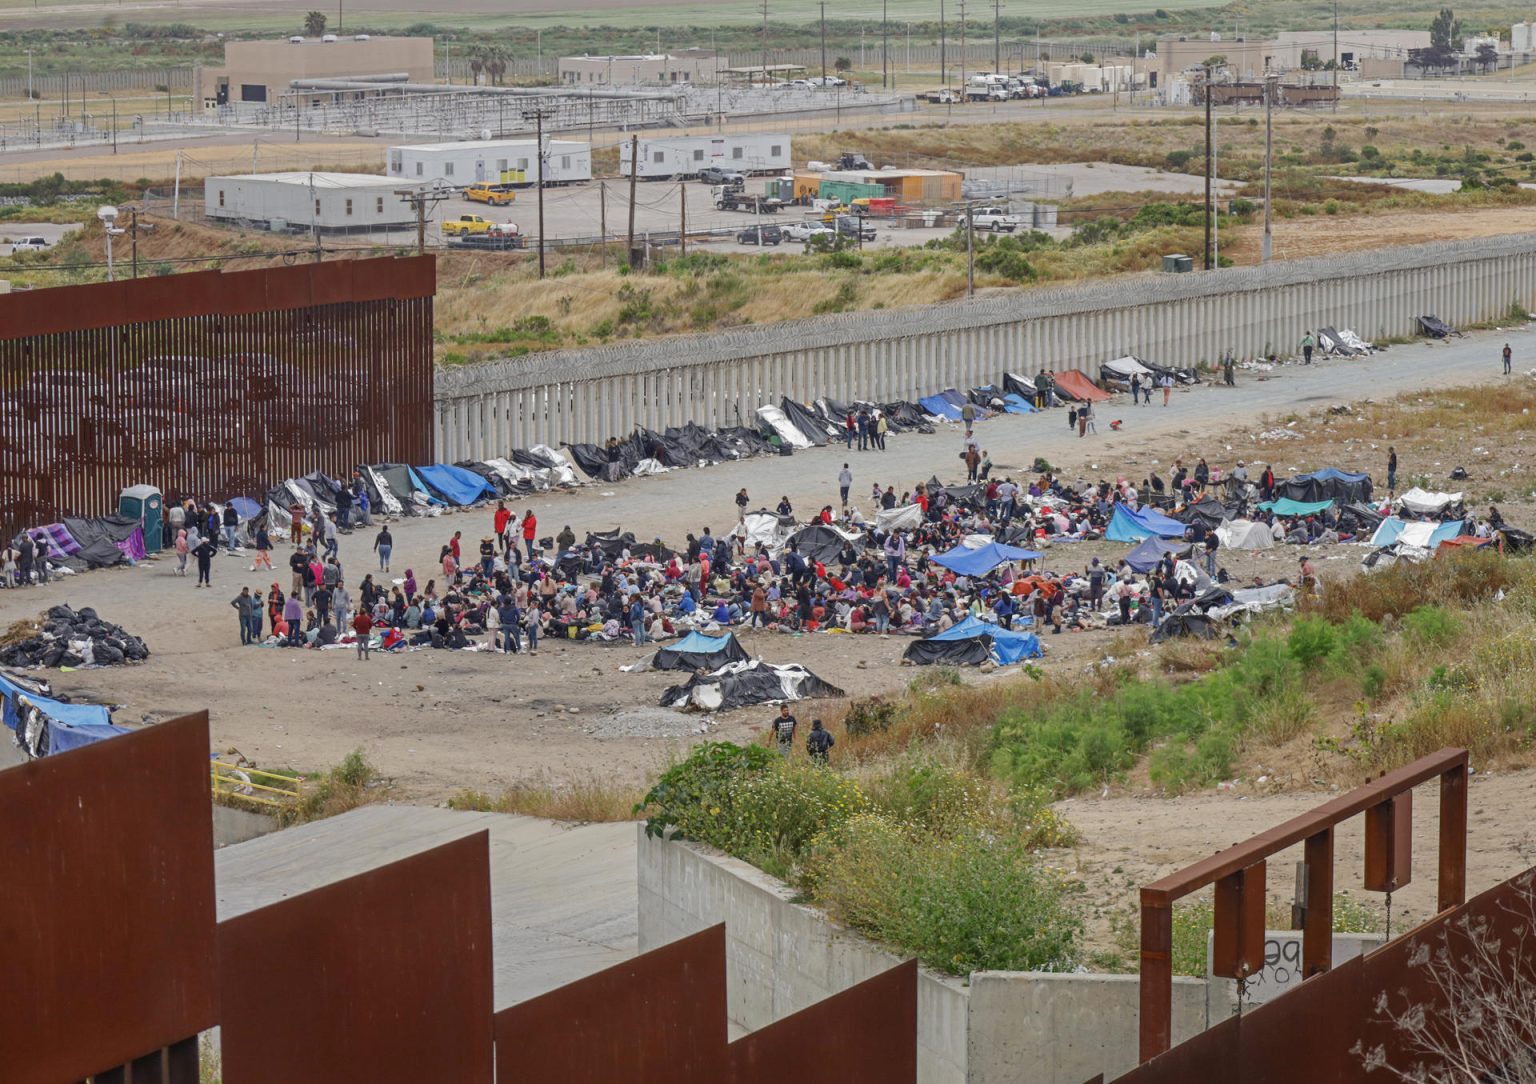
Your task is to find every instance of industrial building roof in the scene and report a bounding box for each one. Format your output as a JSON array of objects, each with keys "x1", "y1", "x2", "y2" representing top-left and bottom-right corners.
[
  {"x1": 212, "y1": 171, "x2": 406, "y2": 188},
  {"x1": 391, "y1": 138, "x2": 589, "y2": 152}
]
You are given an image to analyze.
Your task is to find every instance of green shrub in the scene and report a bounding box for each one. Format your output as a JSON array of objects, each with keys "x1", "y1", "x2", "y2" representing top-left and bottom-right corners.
[
  {"x1": 806, "y1": 815, "x2": 1082, "y2": 974},
  {"x1": 843, "y1": 695, "x2": 898, "y2": 737},
  {"x1": 1288, "y1": 616, "x2": 1337, "y2": 668},
  {"x1": 1403, "y1": 604, "x2": 1458, "y2": 646}
]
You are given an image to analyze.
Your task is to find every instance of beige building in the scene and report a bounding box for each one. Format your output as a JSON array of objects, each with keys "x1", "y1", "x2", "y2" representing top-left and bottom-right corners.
[
  {"x1": 1270, "y1": 29, "x2": 1429, "y2": 69},
  {"x1": 1156, "y1": 29, "x2": 1430, "y2": 87},
  {"x1": 557, "y1": 50, "x2": 717, "y2": 86},
  {"x1": 1155, "y1": 36, "x2": 1274, "y2": 85},
  {"x1": 200, "y1": 36, "x2": 435, "y2": 107}
]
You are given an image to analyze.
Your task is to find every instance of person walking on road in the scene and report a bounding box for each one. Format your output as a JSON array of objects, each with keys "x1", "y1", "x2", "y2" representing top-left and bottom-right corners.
[
  {"x1": 736, "y1": 487, "x2": 750, "y2": 523},
  {"x1": 837, "y1": 464, "x2": 852, "y2": 510},
  {"x1": 1503, "y1": 342, "x2": 1513, "y2": 375},
  {"x1": 1300, "y1": 331, "x2": 1315, "y2": 365},
  {"x1": 807, "y1": 719, "x2": 834, "y2": 764},
  {"x1": 374, "y1": 525, "x2": 392, "y2": 572},
  {"x1": 192, "y1": 535, "x2": 217, "y2": 587},
  {"x1": 771, "y1": 705, "x2": 797, "y2": 758}
]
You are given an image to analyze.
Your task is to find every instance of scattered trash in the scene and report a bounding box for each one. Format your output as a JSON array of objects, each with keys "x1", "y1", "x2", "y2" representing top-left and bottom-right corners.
[{"x1": 0, "y1": 606, "x2": 149, "y2": 668}]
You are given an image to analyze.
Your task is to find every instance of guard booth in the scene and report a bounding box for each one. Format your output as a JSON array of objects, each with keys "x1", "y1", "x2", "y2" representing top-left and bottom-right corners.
[{"x1": 119, "y1": 484, "x2": 163, "y2": 553}]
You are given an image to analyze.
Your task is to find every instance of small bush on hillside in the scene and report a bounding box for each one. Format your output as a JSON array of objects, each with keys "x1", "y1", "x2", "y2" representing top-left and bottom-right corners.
[
  {"x1": 843, "y1": 695, "x2": 898, "y2": 737},
  {"x1": 1403, "y1": 604, "x2": 1459, "y2": 646},
  {"x1": 1288, "y1": 616, "x2": 1337, "y2": 668}
]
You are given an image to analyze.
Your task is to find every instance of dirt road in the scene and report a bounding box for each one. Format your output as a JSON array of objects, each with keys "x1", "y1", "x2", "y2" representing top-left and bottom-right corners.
[{"x1": 0, "y1": 324, "x2": 1527, "y2": 797}]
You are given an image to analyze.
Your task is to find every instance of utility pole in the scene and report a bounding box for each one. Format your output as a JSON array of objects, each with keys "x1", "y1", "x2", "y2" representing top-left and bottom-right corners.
[
  {"x1": 128, "y1": 208, "x2": 154, "y2": 277},
  {"x1": 966, "y1": 203, "x2": 975, "y2": 296},
  {"x1": 396, "y1": 186, "x2": 446, "y2": 256},
  {"x1": 524, "y1": 108, "x2": 551, "y2": 278},
  {"x1": 1332, "y1": 0, "x2": 1339, "y2": 110},
  {"x1": 817, "y1": 0, "x2": 829, "y2": 83},
  {"x1": 940, "y1": 0, "x2": 947, "y2": 86},
  {"x1": 599, "y1": 181, "x2": 607, "y2": 244},
  {"x1": 626, "y1": 134, "x2": 639, "y2": 265},
  {"x1": 882, "y1": 0, "x2": 889, "y2": 89},
  {"x1": 111, "y1": 99, "x2": 117, "y2": 154},
  {"x1": 993, "y1": 0, "x2": 1002, "y2": 75},
  {"x1": 1263, "y1": 70, "x2": 1275, "y2": 263},
  {"x1": 958, "y1": 0, "x2": 968, "y2": 94},
  {"x1": 679, "y1": 184, "x2": 687, "y2": 255},
  {"x1": 1203, "y1": 64, "x2": 1213, "y2": 270},
  {"x1": 760, "y1": 0, "x2": 770, "y2": 87}
]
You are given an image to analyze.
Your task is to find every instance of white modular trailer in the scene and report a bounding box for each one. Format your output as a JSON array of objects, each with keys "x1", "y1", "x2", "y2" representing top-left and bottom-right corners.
[
  {"x1": 203, "y1": 171, "x2": 418, "y2": 231},
  {"x1": 387, "y1": 138, "x2": 593, "y2": 187},
  {"x1": 620, "y1": 133, "x2": 791, "y2": 178}
]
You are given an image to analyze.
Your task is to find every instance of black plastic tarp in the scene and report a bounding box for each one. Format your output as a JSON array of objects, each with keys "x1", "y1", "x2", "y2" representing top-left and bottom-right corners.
[
  {"x1": 652, "y1": 632, "x2": 751, "y2": 671},
  {"x1": 1002, "y1": 372, "x2": 1040, "y2": 400},
  {"x1": 780, "y1": 398, "x2": 832, "y2": 446},
  {"x1": 903, "y1": 636, "x2": 993, "y2": 666},
  {"x1": 787, "y1": 524, "x2": 854, "y2": 564},
  {"x1": 1339, "y1": 502, "x2": 1386, "y2": 532},
  {"x1": 1179, "y1": 496, "x2": 1238, "y2": 528},
  {"x1": 1150, "y1": 612, "x2": 1219, "y2": 643},
  {"x1": 1317, "y1": 326, "x2": 1363, "y2": 356},
  {"x1": 880, "y1": 402, "x2": 934, "y2": 433},
  {"x1": 659, "y1": 661, "x2": 844, "y2": 710},
  {"x1": 454, "y1": 461, "x2": 519, "y2": 496},
  {"x1": 1279, "y1": 470, "x2": 1373, "y2": 505},
  {"x1": 1418, "y1": 315, "x2": 1455, "y2": 338}
]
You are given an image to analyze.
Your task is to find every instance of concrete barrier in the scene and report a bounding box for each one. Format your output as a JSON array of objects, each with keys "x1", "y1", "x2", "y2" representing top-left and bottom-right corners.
[
  {"x1": 436, "y1": 233, "x2": 1536, "y2": 459},
  {"x1": 638, "y1": 828, "x2": 1211, "y2": 1084}
]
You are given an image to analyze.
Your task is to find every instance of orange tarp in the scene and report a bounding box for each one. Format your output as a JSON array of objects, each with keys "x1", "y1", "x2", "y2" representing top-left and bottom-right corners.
[{"x1": 1054, "y1": 370, "x2": 1112, "y2": 403}]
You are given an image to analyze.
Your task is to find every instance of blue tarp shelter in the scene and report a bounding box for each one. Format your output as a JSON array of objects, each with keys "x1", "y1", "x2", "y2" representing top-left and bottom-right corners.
[
  {"x1": 0, "y1": 670, "x2": 127, "y2": 757},
  {"x1": 226, "y1": 496, "x2": 262, "y2": 521},
  {"x1": 652, "y1": 631, "x2": 751, "y2": 671},
  {"x1": 919, "y1": 395, "x2": 963, "y2": 421},
  {"x1": 1258, "y1": 498, "x2": 1334, "y2": 517},
  {"x1": 414, "y1": 464, "x2": 496, "y2": 506},
  {"x1": 1124, "y1": 537, "x2": 1193, "y2": 572},
  {"x1": 932, "y1": 541, "x2": 1043, "y2": 577},
  {"x1": 1106, "y1": 505, "x2": 1189, "y2": 542},
  {"x1": 933, "y1": 615, "x2": 1043, "y2": 664},
  {"x1": 1368, "y1": 518, "x2": 1465, "y2": 549}
]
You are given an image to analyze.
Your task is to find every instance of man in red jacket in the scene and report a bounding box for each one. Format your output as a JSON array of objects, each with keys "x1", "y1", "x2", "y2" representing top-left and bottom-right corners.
[
  {"x1": 352, "y1": 610, "x2": 373, "y2": 660},
  {"x1": 493, "y1": 501, "x2": 512, "y2": 549},
  {"x1": 521, "y1": 510, "x2": 538, "y2": 562}
]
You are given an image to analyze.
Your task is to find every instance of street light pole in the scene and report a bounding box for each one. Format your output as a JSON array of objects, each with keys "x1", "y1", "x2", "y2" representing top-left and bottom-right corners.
[
  {"x1": 523, "y1": 108, "x2": 551, "y2": 278},
  {"x1": 1263, "y1": 71, "x2": 1275, "y2": 263}
]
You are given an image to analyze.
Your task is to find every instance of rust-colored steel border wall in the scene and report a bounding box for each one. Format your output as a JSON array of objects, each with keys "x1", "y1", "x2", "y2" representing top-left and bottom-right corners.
[
  {"x1": 1109, "y1": 867, "x2": 1536, "y2": 1084},
  {"x1": 0, "y1": 257, "x2": 434, "y2": 540},
  {"x1": 218, "y1": 831, "x2": 495, "y2": 1084},
  {"x1": 727, "y1": 959, "x2": 920, "y2": 1084},
  {"x1": 0, "y1": 712, "x2": 217, "y2": 1084},
  {"x1": 494, "y1": 925, "x2": 730, "y2": 1084}
]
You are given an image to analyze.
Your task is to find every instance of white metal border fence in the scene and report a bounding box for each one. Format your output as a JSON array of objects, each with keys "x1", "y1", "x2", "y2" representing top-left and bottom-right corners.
[{"x1": 434, "y1": 233, "x2": 1536, "y2": 459}]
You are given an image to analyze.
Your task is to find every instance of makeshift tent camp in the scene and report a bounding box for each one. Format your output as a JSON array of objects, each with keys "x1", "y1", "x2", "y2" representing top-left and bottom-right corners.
[
  {"x1": 1180, "y1": 496, "x2": 1238, "y2": 529},
  {"x1": 786, "y1": 523, "x2": 861, "y2": 563},
  {"x1": 1279, "y1": 469, "x2": 1372, "y2": 505},
  {"x1": 931, "y1": 541, "x2": 1042, "y2": 577},
  {"x1": 878, "y1": 402, "x2": 933, "y2": 433},
  {"x1": 1124, "y1": 537, "x2": 1193, "y2": 572},
  {"x1": 903, "y1": 636, "x2": 992, "y2": 666},
  {"x1": 1317, "y1": 326, "x2": 1366, "y2": 356},
  {"x1": 1215, "y1": 520, "x2": 1275, "y2": 551},
  {"x1": 1257, "y1": 498, "x2": 1334, "y2": 517},
  {"x1": 1436, "y1": 536, "x2": 1494, "y2": 557},
  {"x1": 756, "y1": 405, "x2": 812, "y2": 449},
  {"x1": 1002, "y1": 372, "x2": 1044, "y2": 401},
  {"x1": 1, "y1": 670, "x2": 127, "y2": 760},
  {"x1": 779, "y1": 399, "x2": 833, "y2": 446},
  {"x1": 660, "y1": 660, "x2": 843, "y2": 711},
  {"x1": 1368, "y1": 517, "x2": 1465, "y2": 550},
  {"x1": 1395, "y1": 488, "x2": 1465, "y2": 518},
  {"x1": 1150, "y1": 610, "x2": 1220, "y2": 643},
  {"x1": 918, "y1": 394, "x2": 963, "y2": 421},
  {"x1": 1106, "y1": 505, "x2": 1189, "y2": 542},
  {"x1": 1052, "y1": 370, "x2": 1111, "y2": 402},
  {"x1": 1418, "y1": 315, "x2": 1456, "y2": 339},
  {"x1": 1100, "y1": 356, "x2": 1155, "y2": 383},
  {"x1": 1339, "y1": 502, "x2": 1386, "y2": 533},
  {"x1": 652, "y1": 632, "x2": 751, "y2": 672},
  {"x1": 414, "y1": 464, "x2": 496, "y2": 506},
  {"x1": 932, "y1": 615, "x2": 1042, "y2": 664}
]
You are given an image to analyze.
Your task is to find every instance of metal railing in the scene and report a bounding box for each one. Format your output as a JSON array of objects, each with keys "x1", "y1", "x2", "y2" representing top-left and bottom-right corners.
[
  {"x1": 211, "y1": 761, "x2": 304, "y2": 810},
  {"x1": 1137, "y1": 747, "x2": 1469, "y2": 1062}
]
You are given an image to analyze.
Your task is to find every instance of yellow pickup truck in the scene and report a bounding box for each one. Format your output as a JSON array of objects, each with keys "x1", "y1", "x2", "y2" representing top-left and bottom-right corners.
[
  {"x1": 441, "y1": 214, "x2": 496, "y2": 237},
  {"x1": 464, "y1": 183, "x2": 515, "y2": 206}
]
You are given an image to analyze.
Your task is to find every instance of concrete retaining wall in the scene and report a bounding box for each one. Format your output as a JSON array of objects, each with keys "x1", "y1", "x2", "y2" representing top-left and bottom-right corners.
[
  {"x1": 436, "y1": 233, "x2": 1536, "y2": 459},
  {"x1": 637, "y1": 828, "x2": 1209, "y2": 1084}
]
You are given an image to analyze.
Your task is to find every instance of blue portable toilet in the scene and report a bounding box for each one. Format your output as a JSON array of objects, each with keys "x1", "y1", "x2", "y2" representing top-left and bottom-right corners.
[{"x1": 119, "y1": 484, "x2": 163, "y2": 554}]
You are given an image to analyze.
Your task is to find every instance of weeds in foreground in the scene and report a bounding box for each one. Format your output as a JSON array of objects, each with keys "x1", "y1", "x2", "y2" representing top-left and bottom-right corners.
[
  {"x1": 449, "y1": 774, "x2": 645, "y2": 822},
  {"x1": 282, "y1": 749, "x2": 391, "y2": 826}
]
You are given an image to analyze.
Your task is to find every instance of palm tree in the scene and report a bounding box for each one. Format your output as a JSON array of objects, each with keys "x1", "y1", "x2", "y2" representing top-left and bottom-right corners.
[
  {"x1": 488, "y1": 47, "x2": 507, "y2": 86},
  {"x1": 469, "y1": 46, "x2": 485, "y2": 85},
  {"x1": 303, "y1": 11, "x2": 327, "y2": 36}
]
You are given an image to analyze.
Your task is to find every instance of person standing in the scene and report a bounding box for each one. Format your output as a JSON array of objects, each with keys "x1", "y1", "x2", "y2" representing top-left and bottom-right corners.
[
  {"x1": 192, "y1": 535, "x2": 217, "y2": 588},
  {"x1": 352, "y1": 610, "x2": 373, "y2": 660},
  {"x1": 736, "y1": 488, "x2": 750, "y2": 523},
  {"x1": 1223, "y1": 353, "x2": 1236, "y2": 387},
  {"x1": 222, "y1": 504, "x2": 240, "y2": 552},
  {"x1": 171, "y1": 529, "x2": 188, "y2": 578},
  {"x1": 1161, "y1": 372, "x2": 1173, "y2": 405},
  {"x1": 494, "y1": 501, "x2": 512, "y2": 549},
  {"x1": 497, "y1": 595, "x2": 521, "y2": 654},
  {"x1": 231, "y1": 587, "x2": 257, "y2": 644},
  {"x1": 629, "y1": 593, "x2": 648, "y2": 645},
  {"x1": 1300, "y1": 330, "x2": 1315, "y2": 365},
  {"x1": 874, "y1": 411, "x2": 888, "y2": 451},
  {"x1": 374, "y1": 525, "x2": 392, "y2": 572},
  {"x1": 844, "y1": 412, "x2": 856, "y2": 449},
  {"x1": 523, "y1": 603, "x2": 540, "y2": 656},
  {"x1": 332, "y1": 579, "x2": 351, "y2": 634},
  {"x1": 806, "y1": 719, "x2": 834, "y2": 764},
  {"x1": 1503, "y1": 342, "x2": 1513, "y2": 375},
  {"x1": 1130, "y1": 373, "x2": 1141, "y2": 402},
  {"x1": 1387, "y1": 446, "x2": 1398, "y2": 495},
  {"x1": 964, "y1": 444, "x2": 981, "y2": 481},
  {"x1": 479, "y1": 536, "x2": 496, "y2": 579},
  {"x1": 321, "y1": 515, "x2": 339, "y2": 561},
  {"x1": 961, "y1": 400, "x2": 977, "y2": 436},
  {"x1": 771, "y1": 705, "x2": 797, "y2": 758},
  {"x1": 521, "y1": 510, "x2": 538, "y2": 562},
  {"x1": 837, "y1": 464, "x2": 852, "y2": 510},
  {"x1": 856, "y1": 407, "x2": 871, "y2": 451}
]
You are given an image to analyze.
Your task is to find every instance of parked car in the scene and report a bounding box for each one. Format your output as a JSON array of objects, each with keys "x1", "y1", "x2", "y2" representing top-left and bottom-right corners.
[
  {"x1": 8, "y1": 236, "x2": 49, "y2": 255},
  {"x1": 737, "y1": 225, "x2": 784, "y2": 246},
  {"x1": 782, "y1": 220, "x2": 835, "y2": 242},
  {"x1": 971, "y1": 206, "x2": 1025, "y2": 232},
  {"x1": 808, "y1": 75, "x2": 847, "y2": 86},
  {"x1": 834, "y1": 216, "x2": 877, "y2": 242},
  {"x1": 463, "y1": 183, "x2": 516, "y2": 206},
  {"x1": 699, "y1": 166, "x2": 746, "y2": 186}
]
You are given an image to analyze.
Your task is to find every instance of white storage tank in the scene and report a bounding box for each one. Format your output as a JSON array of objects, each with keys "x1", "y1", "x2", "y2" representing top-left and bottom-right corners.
[
  {"x1": 620, "y1": 133, "x2": 791, "y2": 178},
  {"x1": 387, "y1": 138, "x2": 593, "y2": 186}
]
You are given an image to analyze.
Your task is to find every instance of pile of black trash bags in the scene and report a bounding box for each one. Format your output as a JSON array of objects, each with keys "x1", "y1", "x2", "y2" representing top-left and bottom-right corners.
[{"x1": 0, "y1": 605, "x2": 150, "y2": 668}]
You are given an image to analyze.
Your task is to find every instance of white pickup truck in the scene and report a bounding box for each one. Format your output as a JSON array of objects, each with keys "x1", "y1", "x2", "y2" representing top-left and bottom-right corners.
[{"x1": 970, "y1": 206, "x2": 1025, "y2": 232}]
